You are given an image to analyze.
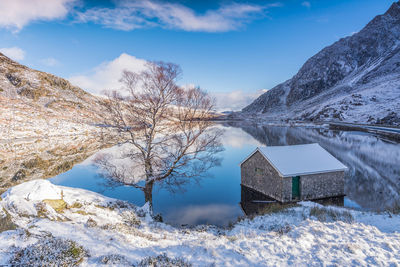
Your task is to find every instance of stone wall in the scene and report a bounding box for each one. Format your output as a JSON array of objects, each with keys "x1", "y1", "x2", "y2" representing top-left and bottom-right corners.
[
  {"x1": 241, "y1": 150, "x2": 345, "y2": 202},
  {"x1": 241, "y1": 151, "x2": 290, "y2": 202},
  {"x1": 281, "y1": 177, "x2": 292, "y2": 202},
  {"x1": 300, "y1": 171, "x2": 345, "y2": 200}
]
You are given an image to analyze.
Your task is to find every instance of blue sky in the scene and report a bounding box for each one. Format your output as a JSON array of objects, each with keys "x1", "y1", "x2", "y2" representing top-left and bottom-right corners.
[{"x1": 0, "y1": 0, "x2": 394, "y2": 110}]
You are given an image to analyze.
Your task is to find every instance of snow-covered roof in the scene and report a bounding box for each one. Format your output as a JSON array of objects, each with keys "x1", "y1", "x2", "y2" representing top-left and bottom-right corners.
[{"x1": 242, "y1": 143, "x2": 347, "y2": 177}]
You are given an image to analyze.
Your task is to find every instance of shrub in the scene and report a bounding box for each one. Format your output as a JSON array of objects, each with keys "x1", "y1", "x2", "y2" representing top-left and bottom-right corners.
[
  {"x1": 121, "y1": 211, "x2": 141, "y2": 227},
  {"x1": 268, "y1": 223, "x2": 292, "y2": 235},
  {"x1": 22, "y1": 156, "x2": 47, "y2": 169},
  {"x1": 309, "y1": 206, "x2": 354, "y2": 223},
  {"x1": 39, "y1": 72, "x2": 75, "y2": 91},
  {"x1": 86, "y1": 217, "x2": 97, "y2": 228},
  {"x1": 18, "y1": 87, "x2": 49, "y2": 101},
  {"x1": 99, "y1": 254, "x2": 132, "y2": 265},
  {"x1": 137, "y1": 253, "x2": 192, "y2": 267},
  {"x1": 9, "y1": 235, "x2": 88, "y2": 266}
]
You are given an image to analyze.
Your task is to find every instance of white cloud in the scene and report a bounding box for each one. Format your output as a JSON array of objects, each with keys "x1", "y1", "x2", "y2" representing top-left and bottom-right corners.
[
  {"x1": 68, "y1": 53, "x2": 147, "y2": 95},
  {"x1": 40, "y1": 57, "x2": 60, "y2": 67},
  {"x1": 0, "y1": 0, "x2": 281, "y2": 32},
  {"x1": 219, "y1": 125, "x2": 263, "y2": 148},
  {"x1": 76, "y1": 0, "x2": 280, "y2": 32},
  {"x1": 68, "y1": 53, "x2": 268, "y2": 110},
  {"x1": 212, "y1": 89, "x2": 268, "y2": 112},
  {"x1": 0, "y1": 47, "x2": 25, "y2": 61},
  {"x1": 0, "y1": 0, "x2": 76, "y2": 31},
  {"x1": 301, "y1": 1, "x2": 311, "y2": 8}
]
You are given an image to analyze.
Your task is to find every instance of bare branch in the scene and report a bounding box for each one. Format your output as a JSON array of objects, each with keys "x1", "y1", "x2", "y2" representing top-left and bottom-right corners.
[{"x1": 98, "y1": 61, "x2": 223, "y2": 211}]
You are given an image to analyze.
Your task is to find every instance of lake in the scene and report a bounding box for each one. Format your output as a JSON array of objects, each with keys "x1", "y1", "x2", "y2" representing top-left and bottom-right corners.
[{"x1": 44, "y1": 122, "x2": 400, "y2": 227}]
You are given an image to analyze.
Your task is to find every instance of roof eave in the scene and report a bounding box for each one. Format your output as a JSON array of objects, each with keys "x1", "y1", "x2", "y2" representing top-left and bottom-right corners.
[
  {"x1": 239, "y1": 147, "x2": 260, "y2": 166},
  {"x1": 280, "y1": 167, "x2": 348, "y2": 178}
]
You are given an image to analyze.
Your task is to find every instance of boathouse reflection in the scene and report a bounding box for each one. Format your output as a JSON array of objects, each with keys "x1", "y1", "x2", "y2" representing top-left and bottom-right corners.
[{"x1": 240, "y1": 185, "x2": 344, "y2": 216}]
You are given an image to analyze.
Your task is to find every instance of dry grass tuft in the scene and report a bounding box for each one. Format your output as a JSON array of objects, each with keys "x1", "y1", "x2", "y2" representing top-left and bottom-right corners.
[
  {"x1": 43, "y1": 199, "x2": 68, "y2": 213},
  {"x1": 70, "y1": 202, "x2": 83, "y2": 209},
  {"x1": 309, "y1": 206, "x2": 354, "y2": 223}
]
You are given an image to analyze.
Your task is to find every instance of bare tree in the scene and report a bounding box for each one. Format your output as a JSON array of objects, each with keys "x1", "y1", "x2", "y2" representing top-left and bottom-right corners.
[{"x1": 97, "y1": 61, "x2": 223, "y2": 212}]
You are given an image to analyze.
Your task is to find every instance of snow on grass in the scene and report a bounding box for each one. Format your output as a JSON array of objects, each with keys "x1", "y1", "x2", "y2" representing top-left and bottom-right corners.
[
  {"x1": 0, "y1": 179, "x2": 399, "y2": 266},
  {"x1": 9, "y1": 234, "x2": 88, "y2": 267}
]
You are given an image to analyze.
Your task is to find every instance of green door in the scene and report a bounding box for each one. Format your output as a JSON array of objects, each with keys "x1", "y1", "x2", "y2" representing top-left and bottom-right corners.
[{"x1": 292, "y1": 176, "x2": 300, "y2": 199}]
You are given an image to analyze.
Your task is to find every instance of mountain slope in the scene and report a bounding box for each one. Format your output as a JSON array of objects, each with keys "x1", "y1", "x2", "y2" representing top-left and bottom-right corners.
[
  {"x1": 242, "y1": 2, "x2": 400, "y2": 125},
  {"x1": 0, "y1": 52, "x2": 108, "y2": 139}
]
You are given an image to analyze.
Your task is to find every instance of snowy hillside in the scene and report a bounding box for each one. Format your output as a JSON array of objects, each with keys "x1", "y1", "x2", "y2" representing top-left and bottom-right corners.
[
  {"x1": 1, "y1": 180, "x2": 399, "y2": 266},
  {"x1": 0, "y1": 52, "x2": 111, "y2": 139},
  {"x1": 242, "y1": 2, "x2": 400, "y2": 125}
]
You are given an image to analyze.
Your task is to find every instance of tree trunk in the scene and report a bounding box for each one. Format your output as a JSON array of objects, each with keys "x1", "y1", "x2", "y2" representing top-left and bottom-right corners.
[{"x1": 144, "y1": 180, "x2": 154, "y2": 214}]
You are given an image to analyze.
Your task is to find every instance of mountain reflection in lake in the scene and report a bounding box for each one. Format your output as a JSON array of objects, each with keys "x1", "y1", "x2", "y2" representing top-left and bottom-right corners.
[
  {"x1": 230, "y1": 122, "x2": 400, "y2": 212},
  {"x1": 0, "y1": 134, "x2": 114, "y2": 191},
  {"x1": 49, "y1": 123, "x2": 400, "y2": 226}
]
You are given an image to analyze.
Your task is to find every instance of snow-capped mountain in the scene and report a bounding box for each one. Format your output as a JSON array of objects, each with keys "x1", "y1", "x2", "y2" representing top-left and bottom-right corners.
[{"x1": 242, "y1": 1, "x2": 400, "y2": 125}]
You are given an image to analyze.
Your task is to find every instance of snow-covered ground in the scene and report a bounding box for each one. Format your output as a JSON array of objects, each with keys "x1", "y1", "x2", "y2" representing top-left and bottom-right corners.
[{"x1": 1, "y1": 180, "x2": 399, "y2": 266}]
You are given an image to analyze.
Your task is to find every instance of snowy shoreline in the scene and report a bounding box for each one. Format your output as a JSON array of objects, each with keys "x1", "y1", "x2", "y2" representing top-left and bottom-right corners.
[{"x1": 1, "y1": 179, "x2": 399, "y2": 266}]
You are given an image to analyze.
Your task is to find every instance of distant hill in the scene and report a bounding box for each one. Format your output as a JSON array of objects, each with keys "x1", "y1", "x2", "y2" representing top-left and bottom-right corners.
[
  {"x1": 241, "y1": 1, "x2": 400, "y2": 126},
  {"x1": 0, "y1": 52, "x2": 108, "y2": 139}
]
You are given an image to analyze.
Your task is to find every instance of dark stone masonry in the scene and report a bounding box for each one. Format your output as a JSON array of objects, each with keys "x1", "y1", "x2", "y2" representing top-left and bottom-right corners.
[{"x1": 241, "y1": 150, "x2": 345, "y2": 203}]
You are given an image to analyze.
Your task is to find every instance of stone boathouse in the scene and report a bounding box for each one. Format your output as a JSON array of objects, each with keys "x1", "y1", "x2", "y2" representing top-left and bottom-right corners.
[{"x1": 240, "y1": 143, "x2": 348, "y2": 203}]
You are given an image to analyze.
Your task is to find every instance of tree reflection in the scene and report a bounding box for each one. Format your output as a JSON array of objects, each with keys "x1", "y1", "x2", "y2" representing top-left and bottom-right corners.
[
  {"x1": 93, "y1": 132, "x2": 223, "y2": 213},
  {"x1": 97, "y1": 61, "x2": 224, "y2": 214}
]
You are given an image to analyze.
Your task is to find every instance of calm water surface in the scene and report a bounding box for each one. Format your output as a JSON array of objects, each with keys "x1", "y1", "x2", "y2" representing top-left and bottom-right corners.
[{"x1": 49, "y1": 123, "x2": 400, "y2": 227}]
